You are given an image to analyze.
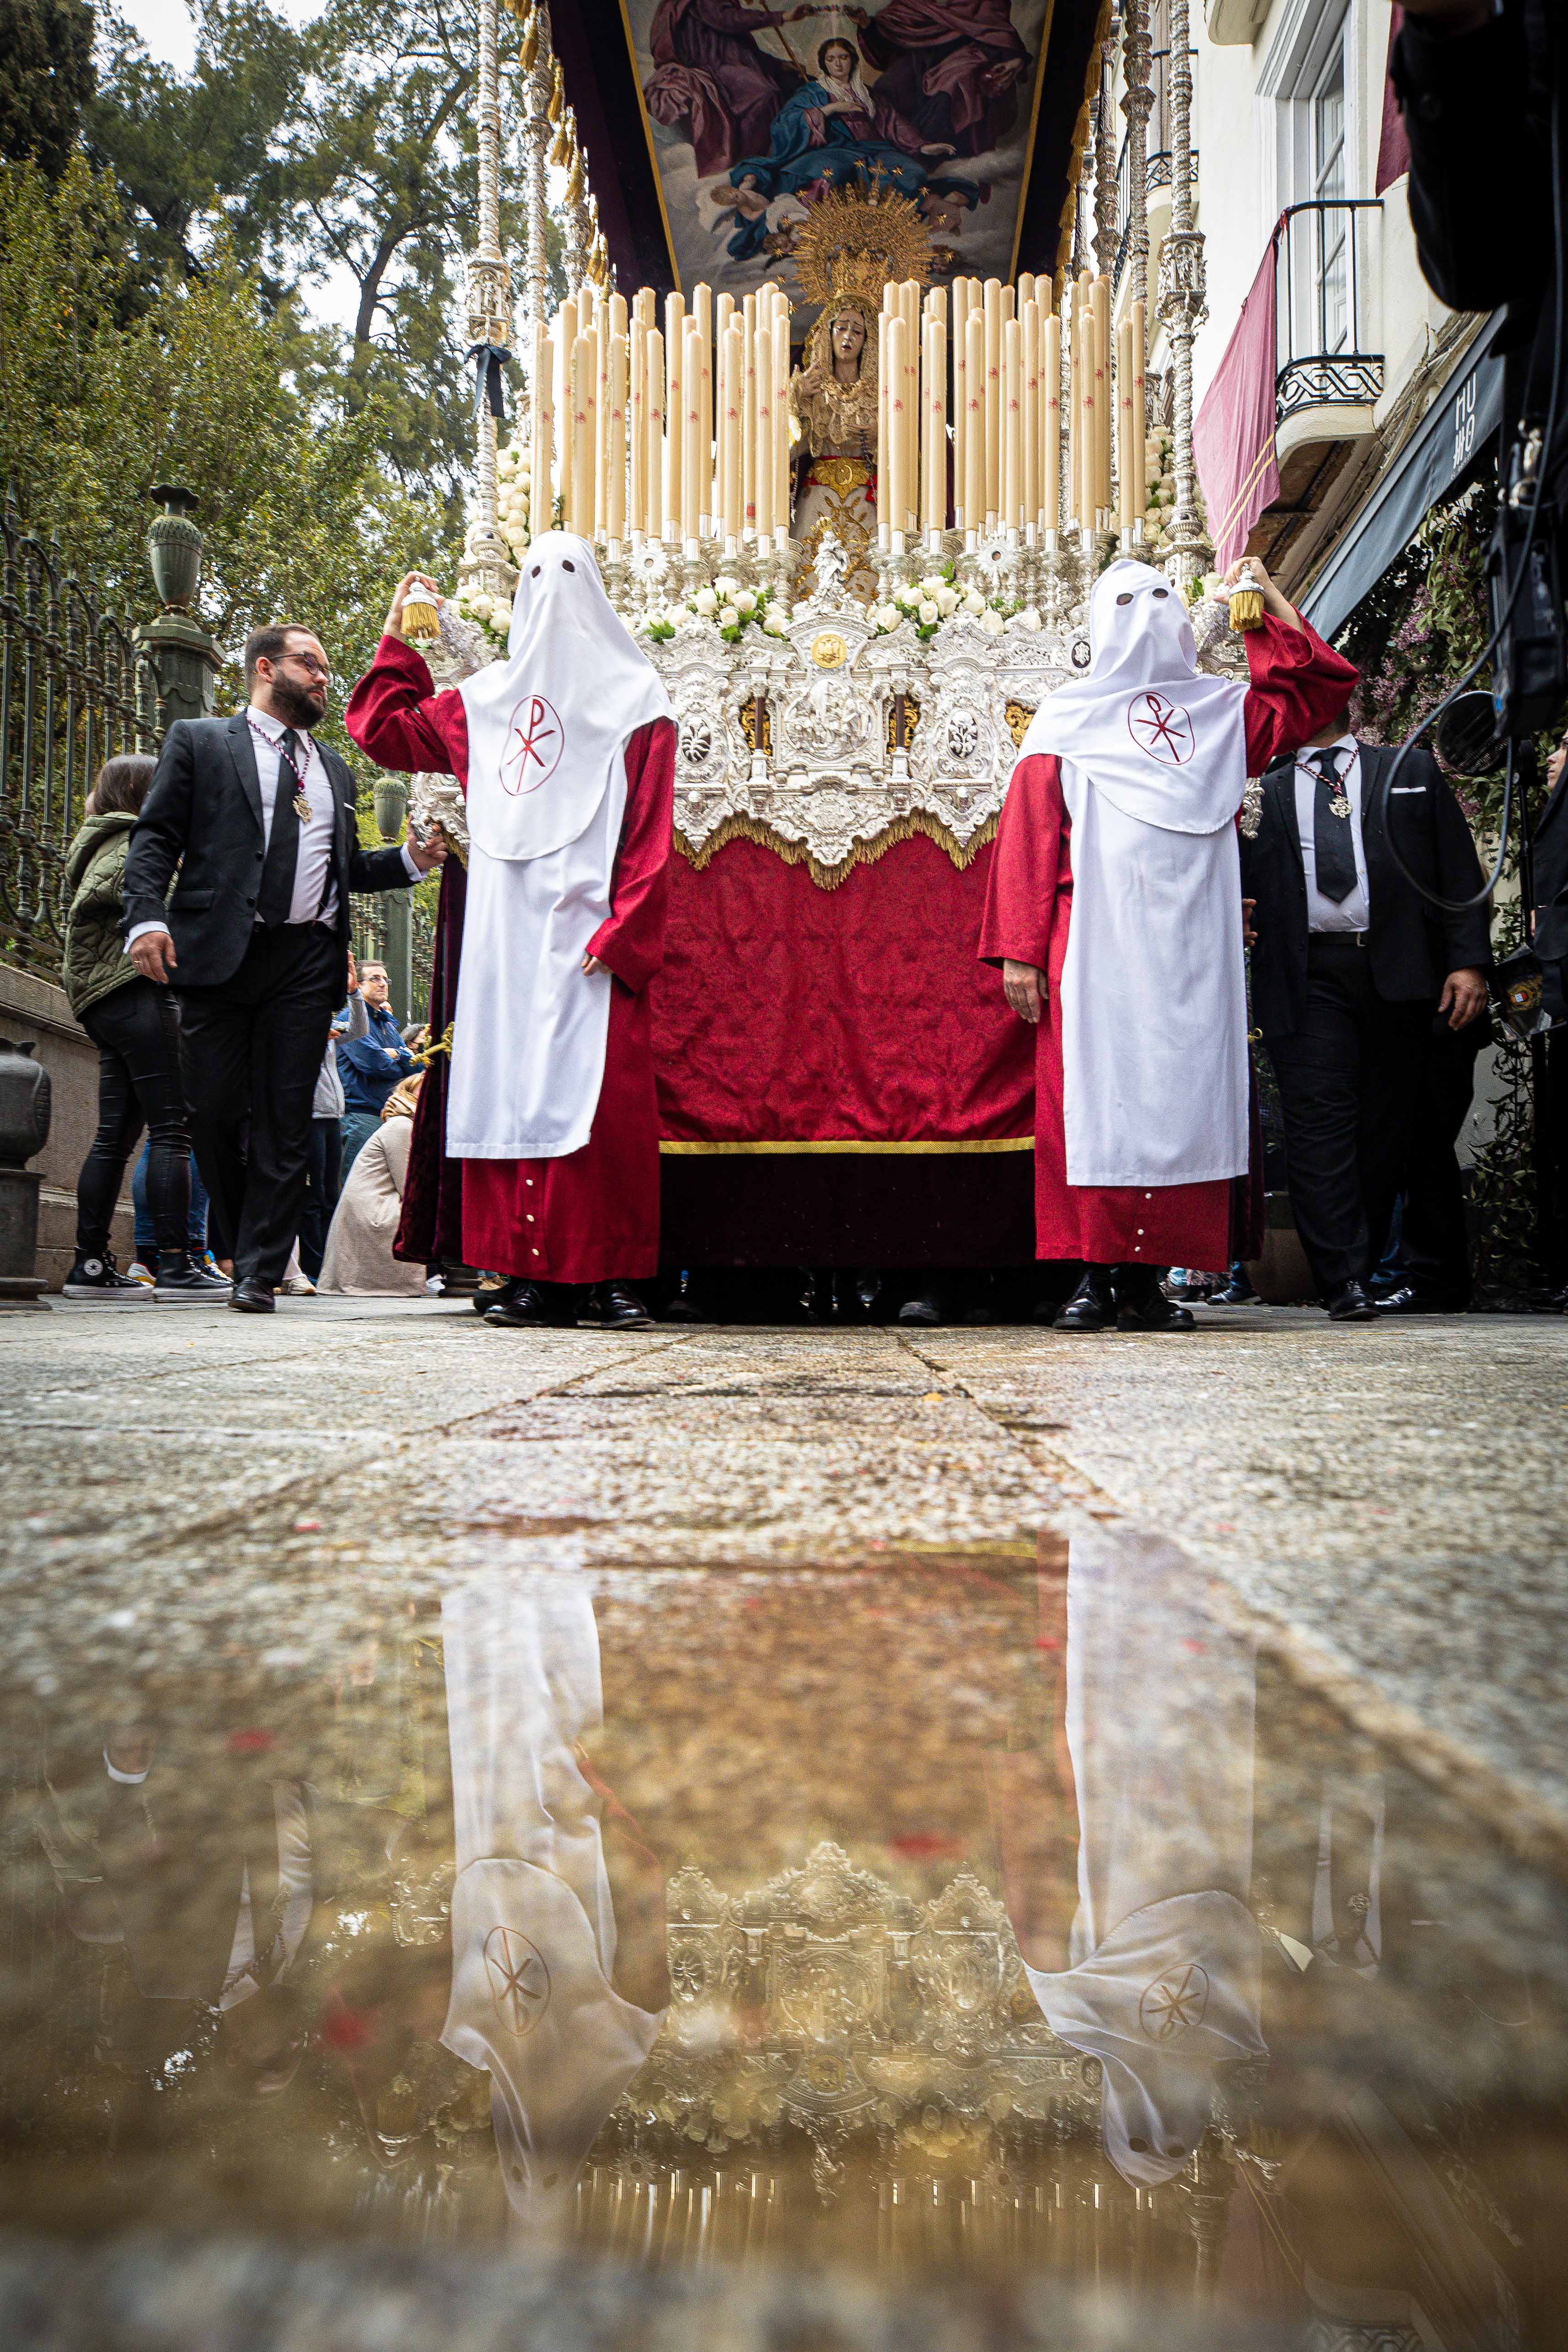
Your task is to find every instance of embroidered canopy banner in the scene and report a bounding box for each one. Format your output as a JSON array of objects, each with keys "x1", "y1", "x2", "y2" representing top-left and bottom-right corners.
[{"x1": 625, "y1": 0, "x2": 1052, "y2": 299}]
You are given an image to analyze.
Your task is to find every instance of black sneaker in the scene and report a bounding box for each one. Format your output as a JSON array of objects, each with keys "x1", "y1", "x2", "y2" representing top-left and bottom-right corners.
[
  {"x1": 63, "y1": 1252, "x2": 153, "y2": 1303},
  {"x1": 153, "y1": 1253, "x2": 233, "y2": 1303}
]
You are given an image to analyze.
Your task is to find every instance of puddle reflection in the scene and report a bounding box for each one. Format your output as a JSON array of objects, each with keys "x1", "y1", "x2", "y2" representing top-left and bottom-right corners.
[{"x1": 3, "y1": 1532, "x2": 1563, "y2": 2340}]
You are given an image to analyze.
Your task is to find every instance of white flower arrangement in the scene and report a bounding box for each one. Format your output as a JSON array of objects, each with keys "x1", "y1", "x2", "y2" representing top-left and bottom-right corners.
[
  {"x1": 1141, "y1": 427, "x2": 1207, "y2": 559},
  {"x1": 452, "y1": 585, "x2": 513, "y2": 651},
  {"x1": 496, "y1": 438, "x2": 532, "y2": 560},
  {"x1": 867, "y1": 558, "x2": 1034, "y2": 645},
  {"x1": 640, "y1": 582, "x2": 788, "y2": 646}
]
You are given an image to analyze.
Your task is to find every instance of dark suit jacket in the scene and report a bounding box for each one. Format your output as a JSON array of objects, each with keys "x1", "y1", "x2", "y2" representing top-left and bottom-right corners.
[
  {"x1": 122, "y1": 712, "x2": 411, "y2": 992},
  {"x1": 1241, "y1": 742, "x2": 1492, "y2": 1041}
]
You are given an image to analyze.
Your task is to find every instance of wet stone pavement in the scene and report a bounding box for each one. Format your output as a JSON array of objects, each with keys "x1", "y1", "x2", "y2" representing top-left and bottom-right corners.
[{"x1": 0, "y1": 1295, "x2": 1565, "y2": 2351}]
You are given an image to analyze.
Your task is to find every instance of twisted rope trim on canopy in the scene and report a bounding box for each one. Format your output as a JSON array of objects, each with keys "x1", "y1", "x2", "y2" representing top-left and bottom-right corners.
[{"x1": 673, "y1": 808, "x2": 1000, "y2": 891}]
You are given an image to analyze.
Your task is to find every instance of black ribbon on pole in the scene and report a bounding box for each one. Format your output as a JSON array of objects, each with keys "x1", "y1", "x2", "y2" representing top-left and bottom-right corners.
[{"x1": 467, "y1": 342, "x2": 512, "y2": 423}]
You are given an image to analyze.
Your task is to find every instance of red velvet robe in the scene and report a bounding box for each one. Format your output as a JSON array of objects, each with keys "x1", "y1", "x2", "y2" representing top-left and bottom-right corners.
[
  {"x1": 344, "y1": 635, "x2": 676, "y2": 1284},
  {"x1": 979, "y1": 613, "x2": 1359, "y2": 1268}
]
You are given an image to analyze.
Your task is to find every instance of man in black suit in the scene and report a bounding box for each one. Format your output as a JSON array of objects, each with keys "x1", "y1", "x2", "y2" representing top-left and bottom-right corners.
[
  {"x1": 1241, "y1": 706, "x2": 1490, "y2": 1320},
  {"x1": 123, "y1": 623, "x2": 444, "y2": 1313}
]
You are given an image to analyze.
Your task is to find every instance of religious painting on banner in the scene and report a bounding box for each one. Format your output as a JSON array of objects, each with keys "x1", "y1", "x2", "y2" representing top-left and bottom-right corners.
[{"x1": 628, "y1": 0, "x2": 1048, "y2": 296}]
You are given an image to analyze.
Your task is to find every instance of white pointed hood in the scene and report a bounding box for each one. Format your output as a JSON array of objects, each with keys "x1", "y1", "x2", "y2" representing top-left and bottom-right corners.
[
  {"x1": 458, "y1": 532, "x2": 671, "y2": 863},
  {"x1": 1019, "y1": 559, "x2": 1248, "y2": 836}
]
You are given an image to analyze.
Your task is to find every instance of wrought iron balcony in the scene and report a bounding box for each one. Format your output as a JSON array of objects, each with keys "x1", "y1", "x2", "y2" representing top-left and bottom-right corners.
[
  {"x1": 1114, "y1": 49, "x2": 1198, "y2": 289},
  {"x1": 1274, "y1": 199, "x2": 1383, "y2": 426}
]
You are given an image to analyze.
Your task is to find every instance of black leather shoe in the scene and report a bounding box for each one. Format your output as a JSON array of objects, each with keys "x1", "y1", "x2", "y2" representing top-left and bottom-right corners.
[
  {"x1": 581, "y1": 1281, "x2": 653, "y2": 1329},
  {"x1": 1325, "y1": 1280, "x2": 1379, "y2": 1322},
  {"x1": 1052, "y1": 1268, "x2": 1117, "y2": 1331},
  {"x1": 1117, "y1": 1290, "x2": 1197, "y2": 1332},
  {"x1": 472, "y1": 1274, "x2": 508, "y2": 1316},
  {"x1": 229, "y1": 1277, "x2": 275, "y2": 1314},
  {"x1": 1209, "y1": 1271, "x2": 1259, "y2": 1306},
  {"x1": 898, "y1": 1289, "x2": 946, "y2": 1327},
  {"x1": 1372, "y1": 1284, "x2": 1463, "y2": 1315},
  {"x1": 484, "y1": 1279, "x2": 576, "y2": 1329}
]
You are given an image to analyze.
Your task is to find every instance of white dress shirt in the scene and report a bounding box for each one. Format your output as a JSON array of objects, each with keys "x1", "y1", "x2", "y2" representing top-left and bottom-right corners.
[
  {"x1": 1293, "y1": 734, "x2": 1370, "y2": 934},
  {"x1": 127, "y1": 703, "x2": 421, "y2": 949}
]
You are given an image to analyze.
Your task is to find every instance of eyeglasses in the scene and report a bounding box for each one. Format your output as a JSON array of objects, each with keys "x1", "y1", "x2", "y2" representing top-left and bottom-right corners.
[{"x1": 286, "y1": 652, "x2": 332, "y2": 680}]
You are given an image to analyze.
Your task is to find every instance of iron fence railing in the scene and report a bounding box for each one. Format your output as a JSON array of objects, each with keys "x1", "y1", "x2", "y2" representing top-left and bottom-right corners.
[
  {"x1": 1274, "y1": 199, "x2": 1383, "y2": 424},
  {"x1": 0, "y1": 491, "x2": 154, "y2": 980},
  {"x1": 1114, "y1": 49, "x2": 1198, "y2": 289}
]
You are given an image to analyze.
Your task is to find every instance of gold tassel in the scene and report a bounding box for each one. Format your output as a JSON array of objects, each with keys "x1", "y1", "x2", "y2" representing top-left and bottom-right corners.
[
  {"x1": 565, "y1": 152, "x2": 584, "y2": 206},
  {"x1": 400, "y1": 596, "x2": 442, "y2": 644},
  {"x1": 547, "y1": 58, "x2": 564, "y2": 124},
  {"x1": 519, "y1": 9, "x2": 539, "y2": 70},
  {"x1": 1227, "y1": 560, "x2": 1265, "y2": 632}
]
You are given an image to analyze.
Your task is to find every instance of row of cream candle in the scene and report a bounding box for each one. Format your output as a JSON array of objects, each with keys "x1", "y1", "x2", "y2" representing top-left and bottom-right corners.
[{"x1": 522, "y1": 274, "x2": 1147, "y2": 550}]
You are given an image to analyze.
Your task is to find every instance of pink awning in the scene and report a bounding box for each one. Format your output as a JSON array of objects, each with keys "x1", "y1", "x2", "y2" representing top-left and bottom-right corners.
[{"x1": 1193, "y1": 232, "x2": 1281, "y2": 571}]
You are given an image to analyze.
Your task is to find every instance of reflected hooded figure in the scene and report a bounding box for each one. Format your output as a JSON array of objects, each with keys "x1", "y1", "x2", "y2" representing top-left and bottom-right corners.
[
  {"x1": 439, "y1": 1571, "x2": 668, "y2": 2240},
  {"x1": 1009, "y1": 1529, "x2": 1265, "y2": 2188}
]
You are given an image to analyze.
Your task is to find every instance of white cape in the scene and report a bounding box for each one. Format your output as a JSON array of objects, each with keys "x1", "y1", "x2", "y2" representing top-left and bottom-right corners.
[
  {"x1": 1020, "y1": 560, "x2": 1250, "y2": 1188},
  {"x1": 448, "y1": 534, "x2": 671, "y2": 1161},
  {"x1": 440, "y1": 1571, "x2": 664, "y2": 2241},
  {"x1": 1022, "y1": 1528, "x2": 1264, "y2": 2188}
]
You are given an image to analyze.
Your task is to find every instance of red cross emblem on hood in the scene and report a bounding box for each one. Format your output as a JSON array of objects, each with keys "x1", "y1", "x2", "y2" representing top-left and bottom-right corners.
[
  {"x1": 500, "y1": 693, "x2": 564, "y2": 795},
  {"x1": 1127, "y1": 691, "x2": 1194, "y2": 766}
]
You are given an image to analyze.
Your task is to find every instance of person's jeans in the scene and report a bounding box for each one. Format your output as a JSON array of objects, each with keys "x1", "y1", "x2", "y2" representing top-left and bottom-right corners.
[
  {"x1": 298, "y1": 1116, "x2": 343, "y2": 1280},
  {"x1": 339, "y1": 1108, "x2": 381, "y2": 1181},
  {"x1": 133, "y1": 1142, "x2": 209, "y2": 1256},
  {"x1": 76, "y1": 980, "x2": 192, "y2": 1259}
]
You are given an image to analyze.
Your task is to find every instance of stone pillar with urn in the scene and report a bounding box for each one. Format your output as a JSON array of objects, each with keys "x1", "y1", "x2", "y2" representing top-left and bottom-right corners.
[{"x1": 137, "y1": 486, "x2": 224, "y2": 734}]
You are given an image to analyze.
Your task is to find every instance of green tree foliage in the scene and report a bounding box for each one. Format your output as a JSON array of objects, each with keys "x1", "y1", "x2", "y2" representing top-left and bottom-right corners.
[
  {"x1": 0, "y1": 154, "x2": 455, "y2": 732},
  {"x1": 84, "y1": 0, "x2": 565, "y2": 501},
  {"x1": 0, "y1": 0, "x2": 95, "y2": 180},
  {"x1": 85, "y1": 2, "x2": 306, "y2": 300}
]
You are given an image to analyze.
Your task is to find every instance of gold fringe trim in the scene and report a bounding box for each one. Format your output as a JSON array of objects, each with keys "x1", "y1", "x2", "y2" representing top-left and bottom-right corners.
[
  {"x1": 675, "y1": 807, "x2": 999, "y2": 891},
  {"x1": 660, "y1": 1137, "x2": 1034, "y2": 1155}
]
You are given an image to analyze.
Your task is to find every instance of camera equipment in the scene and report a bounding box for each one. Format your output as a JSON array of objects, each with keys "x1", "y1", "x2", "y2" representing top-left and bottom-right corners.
[{"x1": 1486, "y1": 444, "x2": 1566, "y2": 738}]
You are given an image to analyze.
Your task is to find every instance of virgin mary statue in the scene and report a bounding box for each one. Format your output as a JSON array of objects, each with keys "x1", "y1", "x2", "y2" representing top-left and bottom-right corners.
[{"x1": 788, "y1": 292, "x2": 880, "y2": 602}]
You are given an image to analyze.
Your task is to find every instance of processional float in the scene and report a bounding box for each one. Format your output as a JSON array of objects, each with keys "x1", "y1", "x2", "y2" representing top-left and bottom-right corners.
[{"x1": 409, "y1": 0, "x2": 1238, "y2": 881}]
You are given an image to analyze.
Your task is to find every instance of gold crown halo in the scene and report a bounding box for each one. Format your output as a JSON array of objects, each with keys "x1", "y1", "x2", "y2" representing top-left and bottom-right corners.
[{"x1": 789, "y1": 178, "x2": 933, "y2": 315}]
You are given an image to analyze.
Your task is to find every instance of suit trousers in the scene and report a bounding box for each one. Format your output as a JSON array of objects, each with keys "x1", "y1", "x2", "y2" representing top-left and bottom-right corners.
[
  {"x1": 176, "y1": 923, "x2": 340, "y2": 1288},
  {"x1": 1264, "y1": 935, "x2": 1432, "y2": 1297},
  {"x1": 1392, "y1": 1021, "x2": 1485, "y2": 1305}
]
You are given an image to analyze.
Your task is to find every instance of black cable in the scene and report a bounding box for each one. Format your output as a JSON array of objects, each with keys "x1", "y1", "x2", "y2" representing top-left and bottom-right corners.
[{"x1": 1369, "y1": 40, "x2": 1566, "y2": 915}]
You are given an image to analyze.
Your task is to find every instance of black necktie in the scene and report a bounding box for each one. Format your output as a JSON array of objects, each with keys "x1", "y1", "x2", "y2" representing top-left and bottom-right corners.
[
  {"x1": 256, "y1": 729, "x2": 302, "y2": 926},
  {"x1": 1310, "y1": 745, "x2": 1359, "y2": 905}
]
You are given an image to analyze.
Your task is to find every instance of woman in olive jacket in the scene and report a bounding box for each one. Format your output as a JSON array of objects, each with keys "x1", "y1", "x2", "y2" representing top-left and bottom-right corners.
[{"x1": 61, "y1": 756, "x2": 226, "y2": 1301}]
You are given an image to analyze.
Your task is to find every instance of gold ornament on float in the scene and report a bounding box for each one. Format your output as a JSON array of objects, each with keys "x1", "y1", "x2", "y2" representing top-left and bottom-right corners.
[
  {"x1": 811, "y1": 632, "x2": 849, "y2": 670},
  {"x1": 789, "y1": 176, "x2": 932, "y2": 318}
]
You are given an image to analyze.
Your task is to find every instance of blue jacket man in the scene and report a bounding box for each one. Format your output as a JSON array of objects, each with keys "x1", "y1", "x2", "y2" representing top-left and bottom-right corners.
[{"x1": 338, "y1": 960, "x2": 417, "y2": 1174}]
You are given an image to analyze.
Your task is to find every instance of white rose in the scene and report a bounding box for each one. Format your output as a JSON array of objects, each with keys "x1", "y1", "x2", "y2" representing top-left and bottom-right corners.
[
  {"x1": 881, "y1": 602, "x2": 902, "y2": 629},
  {"x1": 693, "y1": 587, "x2": 718, "y2": 615},
  {"x1": 936, "y1": 585, "x2": 959, "y2": 615},
  {"x1": 734, "y1": 588, "x2": 756, "y2": 614},
  {"x1": 492, "y1": 600, "x2": 513, "y2": 632},
  {"x1": 963, "y1": 588, "x2": 985, "y2": 617},
  {"x1": 469, "y1": 594, "x2": 494, "y2": 620},
  {"x1": 762, "y1": 606, "x2": 787, "y2": 634},
  {"x1": 919, "y1": 572, "x2": 946, "y2": 596},
  {"x1": 718, "y1": 604, "x2": 740, "y2": 629},
  {"x1": 918, "y1": 599, "x2": 940, "y2": 625},
  {"x1": 1014, "y1": 605, "x2": 1042, "y2": 632},
  {"x1": 714, "y1": 574, "x2": 739, "y2": 599},
  {"x1": 980, "y1": 606, "x2": 1006, "y2": 637}
]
